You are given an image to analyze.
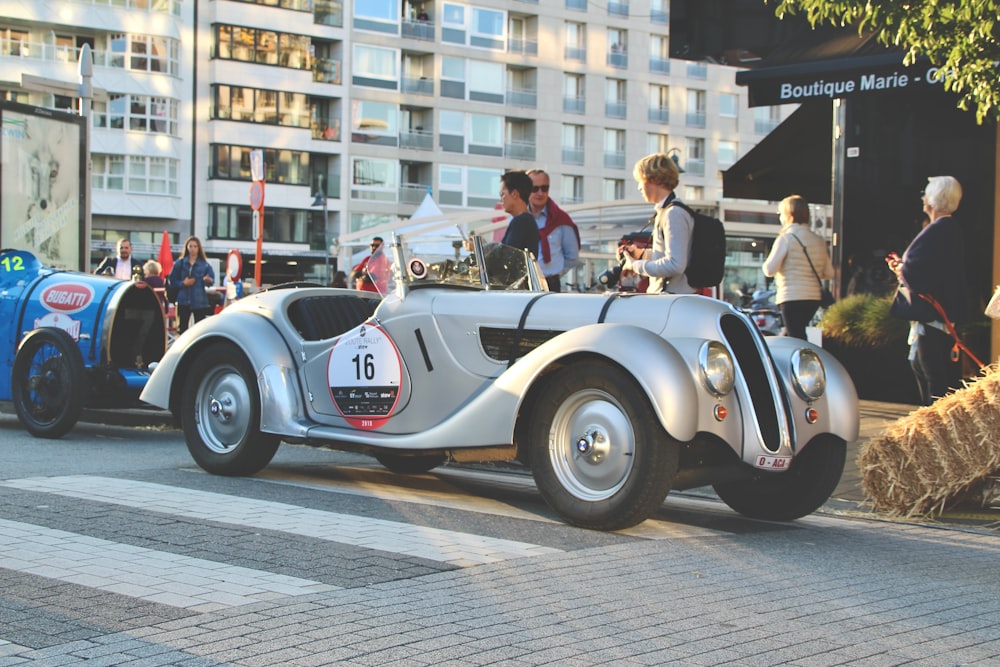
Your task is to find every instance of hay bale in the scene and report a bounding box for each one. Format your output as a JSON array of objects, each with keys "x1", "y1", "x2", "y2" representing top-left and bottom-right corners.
[{"x1": 859, "y1": 365, "x2": 1000, "y2": 516}]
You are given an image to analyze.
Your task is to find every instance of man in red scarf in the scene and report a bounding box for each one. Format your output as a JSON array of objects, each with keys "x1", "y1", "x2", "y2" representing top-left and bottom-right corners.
[{"x1": 527, "y1": 169, "x2": 580, "y2": 292}]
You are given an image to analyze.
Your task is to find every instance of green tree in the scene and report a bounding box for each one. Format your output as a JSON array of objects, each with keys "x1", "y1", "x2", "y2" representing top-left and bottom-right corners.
[{"x1": 772, "y1": 0, "x2": 1000, "y2": 122}]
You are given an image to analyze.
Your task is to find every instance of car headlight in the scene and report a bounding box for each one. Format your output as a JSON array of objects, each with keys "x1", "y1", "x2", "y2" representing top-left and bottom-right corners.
[
  {"x1": 699, "y1": 341, "x2": 735, "y2": 397},
  {"x1": 791, "y1": 348, "x2": 826, "y2": 400}
]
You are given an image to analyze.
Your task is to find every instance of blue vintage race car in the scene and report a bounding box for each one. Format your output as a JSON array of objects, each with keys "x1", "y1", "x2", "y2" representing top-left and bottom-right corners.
[{"x1": 0, "y1": 249, "x2": 166, "y2": 437}]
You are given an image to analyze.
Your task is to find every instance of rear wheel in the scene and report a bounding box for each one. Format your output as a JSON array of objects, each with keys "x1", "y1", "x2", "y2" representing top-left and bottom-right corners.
[
  {"x1": 11, "y1": 328, "x2": 86, "y2": 438},
  {"x1": 713, "y1": 436, "x2": 846, "y2": 520},
  {"x1": 181, "y1": 343, "x2": 280, "y2": 475},
  {"x1": 374, "y1": 452, "x2": 446, "y2": 474},
  {"x1": 528, "y1": 361, "x2": 679, "y2": 530}
]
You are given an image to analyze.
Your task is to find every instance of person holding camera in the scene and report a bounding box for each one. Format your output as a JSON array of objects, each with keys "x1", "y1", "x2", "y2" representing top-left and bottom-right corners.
[{"x1": 619, "y1": 153, "x2": 695, "y2": 295}]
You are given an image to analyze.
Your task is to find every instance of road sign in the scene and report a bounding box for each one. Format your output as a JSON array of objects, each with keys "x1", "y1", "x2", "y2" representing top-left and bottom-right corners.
[
  {"x1": 250, "y1": 149, "x2": 264, "y2": 182},
  {"x1": 250, "y1": 181, "x2": 264, "y2": 211}
]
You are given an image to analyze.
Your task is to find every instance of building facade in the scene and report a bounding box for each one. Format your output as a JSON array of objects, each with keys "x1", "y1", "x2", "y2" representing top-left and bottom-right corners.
[{"x1": 1, "y1": 0, "x2": 795, "y2": 296}]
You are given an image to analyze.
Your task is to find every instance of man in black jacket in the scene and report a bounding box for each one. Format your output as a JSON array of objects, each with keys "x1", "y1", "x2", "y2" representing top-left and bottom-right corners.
[{"x1": 95, "y1": 238, "x2": 143, "y2": 280}]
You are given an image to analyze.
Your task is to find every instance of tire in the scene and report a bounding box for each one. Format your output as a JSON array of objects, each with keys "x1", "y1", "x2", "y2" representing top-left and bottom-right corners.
[
  {"x1": 528, "y1": 361, "x2": 679, "y2": 530},
  {"x1": 713, "y1": 435, "x2": 847, "y2": 521},
  {"x1": 180, "y1": 342, "x2": 280, "y2": 475},
  {"x1": 11, "y1": 328, "x2": 86, "y2": 438},
  {"x1": 374, "y1": 452, "x2": 446, "y2": 474}
]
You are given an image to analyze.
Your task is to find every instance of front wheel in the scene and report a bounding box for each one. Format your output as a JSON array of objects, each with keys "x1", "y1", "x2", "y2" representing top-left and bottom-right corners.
[
  {"x1": 528, "y1": 361, "x2": 679, "y2": 530},
  {"x1": 180, "y1": 343, "x2": 280, "y2": 475},
  {"x1": 11, "y1": 328, "x2": 86, "y2": 438},
  {"x1": 713, "y1": 436, "x2": 846, "y2": 521}
]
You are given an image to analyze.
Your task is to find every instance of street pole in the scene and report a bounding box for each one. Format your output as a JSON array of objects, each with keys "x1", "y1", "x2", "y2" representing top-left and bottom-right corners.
[{"x1": 312, "y1": 174, "x2": 330, "y2": 285}]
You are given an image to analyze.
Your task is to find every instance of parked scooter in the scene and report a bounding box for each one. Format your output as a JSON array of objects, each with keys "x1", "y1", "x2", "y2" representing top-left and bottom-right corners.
[{"x1": 737, "y1": 287, "x2": 783, "y2": 336}]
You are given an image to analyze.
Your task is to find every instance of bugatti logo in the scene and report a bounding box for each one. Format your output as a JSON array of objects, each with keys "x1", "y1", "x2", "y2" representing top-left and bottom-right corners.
[{"x1": 40, "y1": 282, "x2": 94, "y2": 314}]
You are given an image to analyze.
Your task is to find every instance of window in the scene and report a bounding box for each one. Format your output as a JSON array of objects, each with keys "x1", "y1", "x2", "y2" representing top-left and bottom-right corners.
[
  {"x1": 607, "y1": 28, "x2": 627, "y2": 68},
  {"x1": 604, "y1": 128, "x2": 625, "y2": 169},
  {"x1": 562, "y1": 175, "x2": 583, "y2": 204},
  {"x1": 647, "y1": 133, "x2": 669, "y2": 155},
  {"x1": 353, "y1": 44, "x2": 399, "y2": 89},
  {"x1": 441, "y1": 55, "x2": 466, "y2": 99},
  {"x1": 718, "y1": 140, "x2": 737, "y2": 168},
  {"x1": 720, "y1": 93, "x2": 738, "y2": 118},
  {"x1": 564, "y1": 21, "x2": 586, "y2": 61},
  {"x1": 109, "y1": 33, "x2": 180, "y2": 75},
  {"x1": 351, "y1": 100, "x2": 398, "y2": 146},
  {"x1": 648, "y1": 85, "x2": 669, "y2": 123},
  {"x1": 212, "y1": 85, "x2": 308, "y2": 129},
  {"x1": 563, "y1": 72, "x2": 585, "y2": 113},
  {"x1": 562, "y1": 124, "x2": 584, "y2": 164},
  {"x1": 213, "y1": 25, "x2": 307, "y2": 72},
  {"x1": 441, "y1": 3, "x2": 505, "y2": 49},
  {"x1": 686, "y1": 89, "x2": 706, "y2": 128},
  {"x1": 439, "y1": 110, "x2": 466, "y2": 153},
  {"x1": 211, "y1": 205, "x2": 311, "y2": 243},
  {"x1": 437, "y1": 164, "x2": 503, "y2": 208},
  {"x1": 650, "y1": 0, "x2": 668, "y2": 23},
  {"x1": 95, "y1": 95, "x2": 178, "y2": 135},
  {"x1": 684, "y1": 185, "x2": 704, "y2": 201},
  {"x1": 468, "y1": 60, "x2": 504, "y2": 103},
  {"x1": 91, "y1": 155, "x2": 125, "y2": 191},
  {"x1": 210, "y1": 145, "x2": 311, "y2": 185},
  {"x1": 92, "y1": 154, "x2": 177, "y2": 195},
  {"x1": 754, "y1": 106, "x2": 782, "y2": 134},
  {"x1": 603, "y1": 178, "x2": 625, "y2": 201},
  {"x1": 685, "y1": 137, "x2": 705, "y2": 176},
  {"x1": 649, "y1": 35, "x2": 669, "y2": 73},
  {"x1": 605, "y1": 78, "x2": 626, "y2": 118},
  {"x1": 469, "y1": 113, "x2": 503, "y2": 156},
  {"x1": 352, "y1": 157, "x2": 398, "y2": 202},
  {"x1": 353, "y1": 0, "x2": 400, "y2": 33}
]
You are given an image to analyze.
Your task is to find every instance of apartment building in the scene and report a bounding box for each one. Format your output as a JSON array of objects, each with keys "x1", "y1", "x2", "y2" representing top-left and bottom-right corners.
[{"x1": 1, "y1": 0, "x2": 792, "y2": 293}]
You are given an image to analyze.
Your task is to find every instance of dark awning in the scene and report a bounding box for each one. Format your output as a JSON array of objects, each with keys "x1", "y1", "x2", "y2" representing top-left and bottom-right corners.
[{"x1": 722, "y1": 101, "x2": 832, "y2": 204}]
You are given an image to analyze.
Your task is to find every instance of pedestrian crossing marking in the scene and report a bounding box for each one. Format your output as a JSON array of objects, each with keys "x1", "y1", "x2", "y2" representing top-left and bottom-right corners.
[
  {"x1": 0, "y1": 518, "x2": 337, "y2": 611},
  {"x1": 1, "y1": 476, "x2": 562, "y2": 566}
]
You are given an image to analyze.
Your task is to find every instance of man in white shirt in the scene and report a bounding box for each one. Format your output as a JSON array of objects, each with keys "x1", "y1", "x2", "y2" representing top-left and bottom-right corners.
[{"x1": 95, "y1": 238, "x2": 143, "y2": 280}]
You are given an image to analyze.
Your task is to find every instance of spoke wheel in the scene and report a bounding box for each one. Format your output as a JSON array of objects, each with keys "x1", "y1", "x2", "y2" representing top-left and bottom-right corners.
[
  {"x1": 529, "y1": 361, "x2": 678, "y2": 530},
  {"x1": 12, "y1": 328, "x2": 86, "y2": 438},
  {"x1": 181, "y1": 343, "x2": 279, "y2": 475}
]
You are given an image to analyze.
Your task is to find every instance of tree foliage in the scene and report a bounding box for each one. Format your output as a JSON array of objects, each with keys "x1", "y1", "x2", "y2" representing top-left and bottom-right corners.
[{"x1": 771, "y1": 0, "x2": 1000, "y2": 123}]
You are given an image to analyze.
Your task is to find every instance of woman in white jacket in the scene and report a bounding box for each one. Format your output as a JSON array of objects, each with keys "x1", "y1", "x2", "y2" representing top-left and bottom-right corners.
[{"x1": 762, "y1": 195, "x2": 835, "y2": 339}]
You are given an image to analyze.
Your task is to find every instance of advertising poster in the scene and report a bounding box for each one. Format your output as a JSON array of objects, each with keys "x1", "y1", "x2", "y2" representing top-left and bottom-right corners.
[{"x1": 0, "y1": 103, "x2": 85, "y2": 270}]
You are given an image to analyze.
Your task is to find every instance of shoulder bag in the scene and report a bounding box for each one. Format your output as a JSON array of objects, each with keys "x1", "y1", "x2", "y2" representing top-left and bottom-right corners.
[{"x1": 790, "y1": 233, "x2": 835, "y2": 308}]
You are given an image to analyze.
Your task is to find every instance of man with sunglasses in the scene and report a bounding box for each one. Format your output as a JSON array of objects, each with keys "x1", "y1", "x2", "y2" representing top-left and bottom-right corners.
[
  {"x1": 351, "y1": 237, "x2": 385, "y2": 293},
  {"x1": 527, "y1": 169, "x2": 580, "y2": 292}
]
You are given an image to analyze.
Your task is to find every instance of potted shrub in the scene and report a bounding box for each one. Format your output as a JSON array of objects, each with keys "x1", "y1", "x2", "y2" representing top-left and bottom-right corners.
[{"x1": 819, "y1": 294, "x2": 921, "y2": 403}]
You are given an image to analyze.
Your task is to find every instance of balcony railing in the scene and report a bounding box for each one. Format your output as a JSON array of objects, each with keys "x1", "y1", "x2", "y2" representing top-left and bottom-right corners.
[
  {"x1": 401, "y1": 20, "x2": 434, "y2": 41},
  {"x1": 608, "y1": 1, "x2": 629, "y2": 17},
  {"x1": 607, "y1": 52, "x2": 628, "y2": 69},
  {"x1": 563, "y1": 96, "x2": 585, "y2": 114},
  {"x1": 313, "y1": 59, "x2": 342, "y2": 84},
  {"x1": 686, "y1": 111, "x2": 707, "y2": 128},
  {"x1": 649, "y1": 58, "x2": 670, "y2": 74},
  {"x1": 604, "y1": 152, "x2": 626, "y2": 169},
  {"x1": 401, "y1": 76, "x2": 433, "y2": 95},
  {"x1": 564, "y1": 46, "x2": 586, "y2": 62},
  {"x1": 755, "y1": 118, "x2": 780, "y2": 134},
  {"x1": 506, "y1": 88, "x2": 537, "y2": 108},
  {"x1": 565, "y1": 0, "x2": 587, "y2": 9},
  {"x1": 311, "y1": 119, "x2": 342, "y2": 141},
  {"x1": 605, "y1": 101, "x2": 627, "y2": 118},
  {"x1": 651, "y1": 8, "x2": 668, "y2": 24},
  {"x1": 505, "y1": 141, "x2": 537, "y2": 161},
  {"x1": 562, "y1": 147, "x2": 584, "y2": 165},
  {"x1": 648, "y1": 108, "x2": 669, "y2": 123},
  {"x1": 400, "y1": 183, "x2": 431, "y2": 204},
  {"x1": 684, "y1": 158, "x2": 706, "y2": 176},
  {"x1": 400, "y1": 129, "x2": 433, "y2": 150},
  {"x1": 687, "y1": 63, "x2": 708, "y2": 79},
  {"x1": 508, "y1": 39, "x2": 538, "y2": 55}
]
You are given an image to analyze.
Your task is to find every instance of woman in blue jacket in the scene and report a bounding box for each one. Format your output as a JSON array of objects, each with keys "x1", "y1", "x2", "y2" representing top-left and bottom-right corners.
[{"x1": 168, "y1": 236, "x2": 215, "y2": 333}]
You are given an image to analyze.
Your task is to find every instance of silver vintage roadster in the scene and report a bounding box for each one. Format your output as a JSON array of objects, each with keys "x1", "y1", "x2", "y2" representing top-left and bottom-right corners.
[{"x1": 141, "y1": 232, "x2": 859, "y2": 530}]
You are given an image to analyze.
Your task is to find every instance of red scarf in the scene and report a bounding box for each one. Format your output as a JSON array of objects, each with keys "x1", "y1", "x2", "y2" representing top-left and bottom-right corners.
[{"x1": 537, "y1": 199, "x2": 580, "y2": 263}]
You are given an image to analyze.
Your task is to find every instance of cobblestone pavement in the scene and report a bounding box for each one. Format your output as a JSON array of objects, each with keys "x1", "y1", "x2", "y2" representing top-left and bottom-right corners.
[{"x1": 0, "y1": 404, "x2": 998, "y2": 665}]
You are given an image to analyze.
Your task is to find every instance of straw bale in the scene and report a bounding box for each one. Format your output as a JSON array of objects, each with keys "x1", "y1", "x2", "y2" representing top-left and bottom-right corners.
[{"x1": 859, "y1": 365, "x2": 1000, "y2": 516}]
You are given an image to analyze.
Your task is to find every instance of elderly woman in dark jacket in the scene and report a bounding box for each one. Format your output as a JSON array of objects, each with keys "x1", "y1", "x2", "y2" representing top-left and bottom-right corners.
[{"x1": 886, "y1": 176, "x2": 968, "y2": 405}]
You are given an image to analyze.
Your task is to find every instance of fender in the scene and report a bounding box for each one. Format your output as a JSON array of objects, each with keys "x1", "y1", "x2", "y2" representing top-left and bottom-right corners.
[
  {"x1": 765, "y1": 336, "x2": 860, "y2": 444},
  {"x1": 141, "y1": 310, "x2": 303, "y2": 432}
]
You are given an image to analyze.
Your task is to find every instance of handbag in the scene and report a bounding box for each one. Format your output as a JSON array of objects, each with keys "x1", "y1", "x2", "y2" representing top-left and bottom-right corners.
[{"x1": 790, "y1": 234, "x2": 835, "y2": 307}]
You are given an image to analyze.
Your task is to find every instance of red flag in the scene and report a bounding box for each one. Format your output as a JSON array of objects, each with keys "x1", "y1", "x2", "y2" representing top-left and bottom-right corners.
[{"x1": 157, "y1": 231, "x2": 174, "y2": 278}]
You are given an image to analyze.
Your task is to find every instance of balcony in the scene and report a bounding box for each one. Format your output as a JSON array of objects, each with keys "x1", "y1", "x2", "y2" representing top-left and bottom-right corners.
[
  {"x1": 684, "y1": 158, "x2": 706, "y2": 176},
  {"x1": 608, "y1": 1, "x2": 629, "y2": 17},
  {"x1": 649, "y1": 58, "x2": 670, "y2": 74},
  {"x1": 508, "y1": 39, "x2": 538, "y2": 56},
  {"x1": 651, "y1": 8, "x2": 668, "y2": 24},
  {"x1": 564, "y1": 46, "x2": 586, "y2": 62},
  {"x1": 311, "y1": 118, "x2": 342, "y2": 142},
  {"x1": 401, "y1": 76, "x2": 433, "y2": 95},
  {"x1": 755, "y1": 118, "x2": 780, "y2": 134},
  {"x1": 565, "y1": 0, "x2": 587, "y2": 9},
  {"x1": 400, "y1": 129, "x2": 433, "y2": 150},
  {"x1": 563, "y1": 96, "x2": 585, "y2": 114},
  {"x1": 648, "y1": 108, "x2": 669, "y2": 123},
  {"x1": 686, "y1": 112, "x2": 706, "y2": 128},
  {"x1": 687, "y1": 63, "x2": 708, "y2": 79},
  {"x1": 604, "y1": 152, "x2": 626, "y2": 169},
  {"x1": 607, "y1": 51, "x2": 628, "y2": 69},
  {"x1": 313, "y1": 59, "x2": 342, "y2": 84},
  {"x1": 314, "y1": 0, "x2": 344, "y2": 27},
  {"x1": 506, "y1": 88, "x2": 537, "y2": 108},
  {"x1": 402, "y1": 20, "x2": 434, "y2": 41},
  {"x1": 605, "y1": 101, "x2": 627, "y2": 119},
  {"x1": 505, "y1": 141, "x2": 537, "y2": 161},
  {"x1": 562, "y1": 147, "x2": 584, "y2": 165},
  {"x1": 400, "y1": 183, "x2": 431, "y2": 204}
]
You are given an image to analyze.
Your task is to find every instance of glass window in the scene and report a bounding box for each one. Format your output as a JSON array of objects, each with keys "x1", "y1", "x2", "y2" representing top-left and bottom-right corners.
[
  {"x1": 352, "y1": 157, "x2": 397, "y2": 188},
  {"x1": 468, "y1": 167, "x2": 501, "y2": 200},
  {"x1": 720, "y1": 93, "x2": 738, "y2": 118},
  {"x1": 351, "y1": 100, "x2": 398, "y2": 136},
  {"x1": 440, "y1": 165, "x2": 463, "y2": 187},
  {"x1": 562, "y1": 124, "x2": 584, "y2": 149},
  {"x1": 354, "y1": 44, "x2": 399, "y2": 82},
  {"x1": 442, "y1": 3, "x2": 465, "y2": 25},
  {"x1": 648, "y1": 133, "x2": 669, "y2": 154},
  {"x1": 469, "y1": 60, "x2": 504, "y2": 97},
  {"x1": 354, "y1": 0, "x2": 399, "y2": 21},
  {"x1": 441, "y1": 56, "x2": 465, "y2": 80},
  {"x1": 472, "y1": 8, "x2": 503, "y2": 38},
  {"x1": 603, "y1": 178, "x2": 625, "y2": 201},
  {"x1": 439, "y1": 110, "x2": 464, "y2": 134},
  {"x1": 718, "y1": 140, "x2": 737, "y2": 167},
  {"x1": 469, "y1": 114, "x2": 502, "y2": 146}
]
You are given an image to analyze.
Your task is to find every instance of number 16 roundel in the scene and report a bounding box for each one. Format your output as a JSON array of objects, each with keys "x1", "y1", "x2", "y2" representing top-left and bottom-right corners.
[{"x1": 327, "y1": 323, "x2": 402, "y2": 429}]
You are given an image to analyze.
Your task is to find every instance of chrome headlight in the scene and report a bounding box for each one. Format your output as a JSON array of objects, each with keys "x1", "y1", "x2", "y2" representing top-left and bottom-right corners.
[
  {"x1": 699, "y1": 341, "x2": 735, "y2": 397},
  {"x1": 791, "y1": 348, "x2": 826, "y2": 400}
]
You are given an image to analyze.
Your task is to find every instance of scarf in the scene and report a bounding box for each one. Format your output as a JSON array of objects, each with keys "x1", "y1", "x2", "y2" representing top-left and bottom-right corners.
[{"x1": 537, "y1": 199, "x2": 581, "y2": 263}]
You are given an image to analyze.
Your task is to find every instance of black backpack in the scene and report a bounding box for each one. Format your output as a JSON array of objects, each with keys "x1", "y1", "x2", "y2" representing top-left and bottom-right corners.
[{"x1": 669, "y1": 201, "x2": 726, "y2": 288}]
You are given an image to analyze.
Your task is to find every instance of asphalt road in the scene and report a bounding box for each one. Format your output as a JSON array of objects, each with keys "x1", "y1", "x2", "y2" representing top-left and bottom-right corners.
[{"x1": 1, "y1": 414, "x2": 999, "y2": 666}]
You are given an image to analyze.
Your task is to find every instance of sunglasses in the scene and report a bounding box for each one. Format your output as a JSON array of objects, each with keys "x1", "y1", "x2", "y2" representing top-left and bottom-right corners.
[{"x1": 532, "y1": 185, "x2": 550, "y2": 193}]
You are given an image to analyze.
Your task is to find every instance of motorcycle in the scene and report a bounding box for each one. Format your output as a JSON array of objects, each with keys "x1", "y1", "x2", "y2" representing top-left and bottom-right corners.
[{"x1": 737, "y1": 287, "x2": 783, "y2": 336}]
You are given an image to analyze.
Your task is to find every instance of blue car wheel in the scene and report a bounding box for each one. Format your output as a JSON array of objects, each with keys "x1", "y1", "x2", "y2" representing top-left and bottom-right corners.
[{"x1": 12, "y1": 328, "x2": 86, "y2": 438}]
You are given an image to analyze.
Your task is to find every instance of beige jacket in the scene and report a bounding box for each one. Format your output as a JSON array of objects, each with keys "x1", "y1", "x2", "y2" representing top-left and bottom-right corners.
[{"x1": 762, "y1": 224, "x2": 834, "y2": 304}]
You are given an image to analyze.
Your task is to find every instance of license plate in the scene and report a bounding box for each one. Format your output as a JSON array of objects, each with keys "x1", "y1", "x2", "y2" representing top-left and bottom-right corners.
[{"x1": 755, "y1": 455, "x2": 792, "y2": 470}]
